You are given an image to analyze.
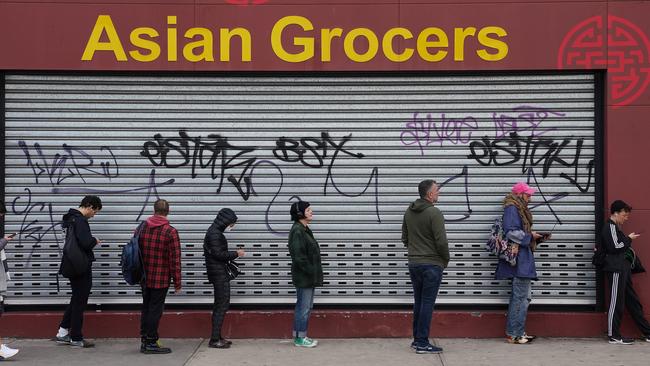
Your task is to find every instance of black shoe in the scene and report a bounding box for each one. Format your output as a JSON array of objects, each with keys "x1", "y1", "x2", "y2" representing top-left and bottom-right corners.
[
  {"x1": 69, "y1": 339, "x2": 95, "y2": 348},
  {"x1": 208, "y1": 339, "x2": 231, "y2": 349},
  {"x1": 608, "y1": 336, "x2": 635, "y2": 345},
  {"x1": 415, "y1": 344, "x2": 443, "y2": 354},
  {"x1": 220, "y1": 338, "x2": 233, "y2": 346},
  {"x1": 142, "y1": 342, "x2": 172, "y2": 354}
]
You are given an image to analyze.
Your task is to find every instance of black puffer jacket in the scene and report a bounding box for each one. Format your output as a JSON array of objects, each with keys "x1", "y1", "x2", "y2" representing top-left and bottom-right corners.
[{"x1": 204, "y1": 209, "x2": 239, "y2": 283}]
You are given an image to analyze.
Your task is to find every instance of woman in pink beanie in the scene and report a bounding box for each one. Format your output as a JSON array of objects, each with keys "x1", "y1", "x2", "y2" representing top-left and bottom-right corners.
[{"x1": 495, "y1": 182, "x2": 546, "y2": 344}]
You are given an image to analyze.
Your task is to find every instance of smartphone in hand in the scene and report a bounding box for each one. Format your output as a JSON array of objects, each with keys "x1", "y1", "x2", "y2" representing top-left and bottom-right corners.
[{"x1": 7, "y1": 233, "x2": 17, "y2": 238}]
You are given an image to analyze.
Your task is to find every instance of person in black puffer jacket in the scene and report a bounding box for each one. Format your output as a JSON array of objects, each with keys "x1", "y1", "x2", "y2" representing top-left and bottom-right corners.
[{"x1": 203, "y1": 208, "x2": 245, "y2": 349}]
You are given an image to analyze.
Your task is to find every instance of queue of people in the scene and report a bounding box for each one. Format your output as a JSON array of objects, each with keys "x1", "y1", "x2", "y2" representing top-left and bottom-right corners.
[{"x1": 0, "y1": 180, "x2": 649, "y2": 361}]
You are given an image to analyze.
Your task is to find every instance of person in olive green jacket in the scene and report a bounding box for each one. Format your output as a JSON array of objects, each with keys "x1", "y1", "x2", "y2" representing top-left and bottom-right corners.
[
  {"x1": 288, "y1": 200, "x2": 323, "y2": 348},
  {"x1": 401, "y1": 179, "x2": 449, "y2": 354}
]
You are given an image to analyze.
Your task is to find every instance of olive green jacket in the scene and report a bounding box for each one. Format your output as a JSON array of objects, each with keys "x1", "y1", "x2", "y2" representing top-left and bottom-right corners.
[
  {"x1": 288, "y1": 222, "x2": 324, "y2": 288},
  {"x1": 401, "y1": 198, "x2": 450, "y2": 268}
]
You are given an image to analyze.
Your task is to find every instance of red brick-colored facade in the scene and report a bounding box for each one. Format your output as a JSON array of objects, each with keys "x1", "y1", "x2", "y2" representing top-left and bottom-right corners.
[{"x1": 1, "y1": 0, "x2": 649, "y2": 337}]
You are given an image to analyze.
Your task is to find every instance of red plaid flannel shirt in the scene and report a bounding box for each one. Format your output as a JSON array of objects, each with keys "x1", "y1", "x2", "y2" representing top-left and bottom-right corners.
[{"x1": 139, "y1": 216, "x2": 182, "y2": 289}]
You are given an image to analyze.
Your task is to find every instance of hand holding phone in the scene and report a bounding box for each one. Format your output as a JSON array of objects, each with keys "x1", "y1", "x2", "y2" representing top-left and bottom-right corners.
[{"x1": 7, "y1": 233, "x2": 17, "y2": 238}]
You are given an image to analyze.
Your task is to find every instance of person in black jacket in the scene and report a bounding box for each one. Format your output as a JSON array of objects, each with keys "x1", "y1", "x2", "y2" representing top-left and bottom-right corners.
[
  {"x1": 601, "y1": 200, "x2": 650, "y2": 345},
  {"x1": 203, "y1": 208, "x2": 245, "y2": 349},
  {"x1": 55, "y1": 195, "x2": 102, "y2": 348}
]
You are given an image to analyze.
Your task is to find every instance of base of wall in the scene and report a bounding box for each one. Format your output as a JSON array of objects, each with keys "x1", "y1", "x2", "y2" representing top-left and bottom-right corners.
[{"x1": 0, "y1": 310, "x2": 609, "y2": 338}]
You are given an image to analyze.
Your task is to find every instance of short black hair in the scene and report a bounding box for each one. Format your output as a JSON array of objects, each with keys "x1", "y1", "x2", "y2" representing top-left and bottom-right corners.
[
  {"x1": 611, "y1": 200, "x2": 632, "y2": 214},
  {"x1": 290, "y1": 201, "x2": 310, "y2": 222},
  {"x1": 79, "y1": 195, "x2": 102, "y2": 211},
  {"x1": 418, "y1": 179, "x2": 437, "y2": 199},
  {"x1": 154, "y1": 199, "x2": 170, "y2": 215}
]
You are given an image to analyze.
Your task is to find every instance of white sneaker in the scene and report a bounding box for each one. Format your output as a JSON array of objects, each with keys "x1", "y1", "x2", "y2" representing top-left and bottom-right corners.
[
  {"x1": 56, "y1": 327, "x2": 69, "y2": 338},
  {"x1": 0, "y1": 344, "x2": 19, "y2": 360}
]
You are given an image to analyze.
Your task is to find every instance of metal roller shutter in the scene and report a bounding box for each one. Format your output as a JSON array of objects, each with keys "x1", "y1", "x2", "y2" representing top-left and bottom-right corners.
[{"x1": 2, "y1": 73, "x2": 598, "y2": 306}]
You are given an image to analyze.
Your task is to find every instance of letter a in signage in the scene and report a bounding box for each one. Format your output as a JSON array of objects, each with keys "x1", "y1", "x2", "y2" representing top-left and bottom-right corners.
[{"x1": 82, "y1": 15, "x2": 128, "y2": 61}]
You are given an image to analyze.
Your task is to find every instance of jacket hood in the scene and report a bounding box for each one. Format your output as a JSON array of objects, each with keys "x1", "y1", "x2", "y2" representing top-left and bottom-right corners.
[
  {"x1": 409, "y1": 198, "x2": 434, "y2": 213},
  {"x1": 62, "y1": 208, "x2": 84, "y2": 229},
  {"x1": 146, "y1": 214, "x2": 169, "y2": 228},
  {"x1": 213, "y1": 208, "x2": 238, "y2": 231}
]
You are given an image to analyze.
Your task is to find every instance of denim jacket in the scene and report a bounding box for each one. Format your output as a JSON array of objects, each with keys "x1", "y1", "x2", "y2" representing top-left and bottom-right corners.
[{"x1": 495, "y1": 205, "x2": 538, "y2": 280}]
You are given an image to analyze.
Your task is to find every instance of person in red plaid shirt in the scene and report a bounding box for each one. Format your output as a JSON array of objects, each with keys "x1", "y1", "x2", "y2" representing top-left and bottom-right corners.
[{"x1": 139, "y1": 199, "x2": 182, "y2": 354}]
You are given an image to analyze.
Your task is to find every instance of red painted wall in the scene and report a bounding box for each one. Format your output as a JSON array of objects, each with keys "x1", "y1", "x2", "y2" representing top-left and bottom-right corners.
[
  {"x1": 1, "y1": 0, "x2": 650, "y2": 337},
  {"x1": 0, "y1": 310, "x2": 605, "y2": 338}
]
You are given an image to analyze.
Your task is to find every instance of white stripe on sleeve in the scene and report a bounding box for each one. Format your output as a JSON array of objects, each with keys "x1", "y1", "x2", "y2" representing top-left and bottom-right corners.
[{"x1": 610, "y1": 223, "x2": 624, "y2": 249}]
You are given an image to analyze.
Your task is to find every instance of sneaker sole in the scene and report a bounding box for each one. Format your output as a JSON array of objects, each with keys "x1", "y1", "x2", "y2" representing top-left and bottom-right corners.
[
  {"x1": 416, "y1": 350, "x2": 442, "y2": 354},
  {"x1": 69, "y1": 343, "x2": 95, "y2": 348},
  {"x1": 0, "y1": 351, "x2": 19, "y2": 360},
  {"x1": 608, "y1": 340, "x2": 634, "y2": 345},
  {"x1": 294, "y1": 344, "x2": 317, "y2": 348}
]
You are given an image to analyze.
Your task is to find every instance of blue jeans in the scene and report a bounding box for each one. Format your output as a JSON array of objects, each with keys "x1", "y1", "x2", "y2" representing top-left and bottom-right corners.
[
  {"x1": 409, "y1": 264, "x2": 443, "y2": 347},
  {"x1": 293, "y1": 287, "x2": 315, "y2": 338},
  {"x1": 506, "y1": 277, "x2": 532, "y2": 337}
]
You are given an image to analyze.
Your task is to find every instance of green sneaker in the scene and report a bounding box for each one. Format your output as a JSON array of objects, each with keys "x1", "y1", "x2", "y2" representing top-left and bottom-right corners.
[{"x1": 294, "y1": 337, "x2": 318, "y2": 348}]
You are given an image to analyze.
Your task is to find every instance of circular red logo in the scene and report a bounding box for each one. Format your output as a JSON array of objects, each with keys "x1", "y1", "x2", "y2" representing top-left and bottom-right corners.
[{"x1": 558, "y1": 15, "x2": 650, "y2": 107}]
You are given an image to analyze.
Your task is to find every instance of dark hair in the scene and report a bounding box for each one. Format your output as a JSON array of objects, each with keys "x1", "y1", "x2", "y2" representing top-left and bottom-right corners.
[
  {"x1": 79, "y1": 195, "x2": 102, "y2": 211},
  {"x1": 216, "y1": 208, "x2": 238, "y2": 227},
  {"x1": 154, "y1": 199, "x2": 170, "y2": 215},
  {"x1": 0, "y1": 202, "x2": 6, "y2": 214},
  {"x1": 418, "y1": 179, "x2": 437, "y2": 199},
  {"x1": 610, "y1": 200, "x2": 632, "y2": 214},
  {"x1": 290, "y1": 201, "x2": 311, "y2": 222}
]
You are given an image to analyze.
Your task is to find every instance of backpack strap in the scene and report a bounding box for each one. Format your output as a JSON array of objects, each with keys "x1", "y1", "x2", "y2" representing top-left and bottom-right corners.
[{"x1": 134, "y1": 221, "x2": 146, "y2": 237}]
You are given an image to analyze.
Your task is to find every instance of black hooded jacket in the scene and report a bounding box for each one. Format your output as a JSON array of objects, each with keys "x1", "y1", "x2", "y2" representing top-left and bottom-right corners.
[
  {"x1": 62, "y1": 208, "x2": 97, "y2": 264},
  {"x1": 203, "y1": 209, "x2": 239, "y2": 283}
]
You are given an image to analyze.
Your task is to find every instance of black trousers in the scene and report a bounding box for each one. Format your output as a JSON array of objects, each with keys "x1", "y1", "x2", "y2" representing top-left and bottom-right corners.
[
  {"x1": 140, "y1": 287, "x2": 168, "y2": 343},
  {"x1": 607, "y1": 269, "x2": 650, "y2": 338},
  {"x1": 211, "y1": 280, "x2": 231, "y2": 341},
  {"x1": 60, "y1": 269, "x2": 93, "y2": 341}
]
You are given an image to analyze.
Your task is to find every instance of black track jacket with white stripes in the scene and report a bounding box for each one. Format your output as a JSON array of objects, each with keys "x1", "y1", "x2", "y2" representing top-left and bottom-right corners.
[{"x1": 601, "y1": 219, "x2": 632, "y2": 272}]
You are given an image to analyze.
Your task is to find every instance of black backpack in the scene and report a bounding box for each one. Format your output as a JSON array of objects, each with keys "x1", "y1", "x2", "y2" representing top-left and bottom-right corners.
[{"x1": 591, "y1": 242, "x2": 606, "y2": 268}]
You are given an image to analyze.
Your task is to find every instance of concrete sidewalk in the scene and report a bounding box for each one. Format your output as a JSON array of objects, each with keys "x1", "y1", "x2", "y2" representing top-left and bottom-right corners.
[{"x1": 3, "y1": 337, "x2": 650, "y2": 366}]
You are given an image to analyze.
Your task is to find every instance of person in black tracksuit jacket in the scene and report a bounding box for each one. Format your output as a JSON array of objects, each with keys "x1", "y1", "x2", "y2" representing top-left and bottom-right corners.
[
  {"x1": 601, "y1": 200, "x2": 650, "y2": 344},
  {"x1": 203, "y1": 208, "x2": 245, "y2": 349}
]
